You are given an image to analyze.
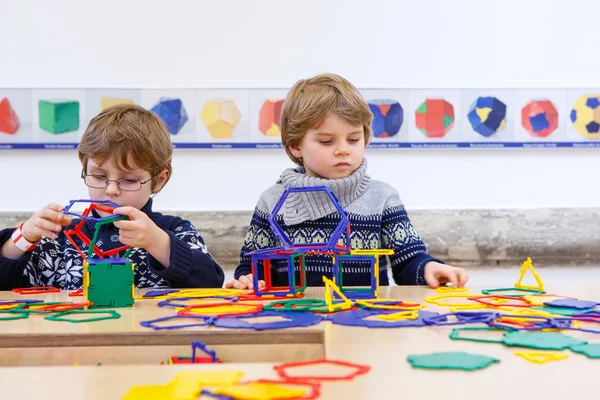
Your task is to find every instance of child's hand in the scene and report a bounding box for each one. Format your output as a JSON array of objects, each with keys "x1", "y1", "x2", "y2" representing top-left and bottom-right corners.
[
  {"x1": 424, "y1": 261, "x2": 469, "y2": 288},
  {"x1": 225, "y1": 274, "x2": 265, "y2": 290},
  {"x1": 112, "y1": 206, "x2": 166, "y2": 249},
  {"x1": 22, "y1": 203, "x2": 71, "y2": 242}
]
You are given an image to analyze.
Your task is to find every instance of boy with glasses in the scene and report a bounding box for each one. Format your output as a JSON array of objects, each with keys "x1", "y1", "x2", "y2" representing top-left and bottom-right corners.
[{"x1": 0, "y1": 104, "x2": 224, "y2": 290}]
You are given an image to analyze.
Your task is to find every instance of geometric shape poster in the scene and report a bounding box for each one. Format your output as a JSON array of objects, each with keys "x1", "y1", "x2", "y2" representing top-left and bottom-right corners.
[{"x1": 1, "y1": 87, "x2": 600, "y2": 149}]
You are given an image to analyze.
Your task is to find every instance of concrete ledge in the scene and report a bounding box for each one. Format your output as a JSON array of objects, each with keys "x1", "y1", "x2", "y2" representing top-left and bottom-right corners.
[{"x1": 2, "y1": 208, "x2": 599, "y2": 269}]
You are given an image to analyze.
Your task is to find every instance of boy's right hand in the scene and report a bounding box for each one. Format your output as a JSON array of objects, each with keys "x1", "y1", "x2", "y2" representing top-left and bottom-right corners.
[
  {"x1": 225, "y1": 274, "x2": 265, "y2": 290},
  {"x1": 21, "y1": 203, "x2": 71, "y2": 242}
]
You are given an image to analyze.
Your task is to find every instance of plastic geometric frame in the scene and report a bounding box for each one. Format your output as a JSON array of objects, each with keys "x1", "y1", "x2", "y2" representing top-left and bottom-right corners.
[
  {"x1": 273, "y1": 358, "x2": 371, "y2": 381},
  {"x1": 333, "y1": 249, "x2": 394, "y2": 299},
  {"x1": 139, "y1": 315, "x2": 214, "y2": 330},
  {"x1": 514, "y1": 257, "x2": 545, "y2": 291},
  {"x1": 44, "y1": 309, "x2": 121, "y2": 323},
  {"x1": 63, "y1": 199, "x2": 122, "y2": 222},
  {"x1": 212, "y1": 310, "x2": 326, "y2": 331},
  {"x1": 268, "y1": 186, "x2": 350, "y2": 252},
  {"x1": 250, "y1": 252, "x2": 307, "y2": 298},
  {"x1": 63, "y1": 199, "x2": 132, "y2": 260}
]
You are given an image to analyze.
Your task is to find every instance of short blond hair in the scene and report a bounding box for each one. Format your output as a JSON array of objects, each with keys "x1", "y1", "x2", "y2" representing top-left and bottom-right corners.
[
  {"x1": 78, "y1": 104, "x2": 172, "y2": 191},
  {"x1": 280, "y1": 73, "x2": 372, "y2": 165}
]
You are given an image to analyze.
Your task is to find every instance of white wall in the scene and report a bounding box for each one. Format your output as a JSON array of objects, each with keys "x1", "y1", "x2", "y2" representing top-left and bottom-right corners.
[{"x1": 1, "y1": 0, "x2": 600, "y2": 212}]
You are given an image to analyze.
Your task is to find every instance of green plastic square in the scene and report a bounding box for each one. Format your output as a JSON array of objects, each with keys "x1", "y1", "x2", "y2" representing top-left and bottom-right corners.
[
  {"x1": 38, "y1": 99, "x2": 80, "y2": 134},
  {"x1": 87, "y1": 261, "x2": 134, "y2": 309}
]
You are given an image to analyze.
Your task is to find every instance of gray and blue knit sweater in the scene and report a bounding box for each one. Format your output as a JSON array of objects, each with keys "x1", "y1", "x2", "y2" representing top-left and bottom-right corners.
[{"x1": 234, "y1": 159, "x2": 442, "y2": 286}]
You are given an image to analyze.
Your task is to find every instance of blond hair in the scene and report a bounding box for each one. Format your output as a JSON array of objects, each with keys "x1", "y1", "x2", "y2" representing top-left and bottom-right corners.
[
  {"x1": 78, "y1": 104, "x2": 172, "y2": 191},
  {"x1": 280, "y1": 73, "x2": 372, "y2": 165}
]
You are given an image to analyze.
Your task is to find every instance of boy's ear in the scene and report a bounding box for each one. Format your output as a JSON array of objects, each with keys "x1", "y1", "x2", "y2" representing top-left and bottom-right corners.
[
  {"x1": 288, "y1": 144, "x2": 302, "y2": 160},
  {"x1": 152, "y1": 169, "x2": 170, "y2": 193}
]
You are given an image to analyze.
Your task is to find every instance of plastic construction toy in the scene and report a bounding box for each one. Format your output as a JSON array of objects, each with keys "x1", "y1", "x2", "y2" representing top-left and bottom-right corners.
[
  {"x1": 140, "y1": 315, "x2": 214, "y2": 330},
  {"x1": 212, "y1": 310, "x2": 325, "y2": 331},
  {"x1": 12, "y1": 286, "x2": 60, "y2": 295},
  {"x1": 514, "y1": 257, "x2": 545, "y2": 291},
  {"x1": 63, "y1": 200, "x2": 135, "y2": 309},
  {"x1": 407, "y1": 352, "x2": 500, "y2": 371},
  {"x1": 191, "y1": 340, "x2": 217, "y2": 364},
  {"x1": 514, "y1": 351, "x2": 568, "y2": 364},
  {"x1": 274, "y1": 358, "x2": 371, "y2": 382},
  {"x1": 243, "y1": 186, "x2": 394, "y2": 299}
]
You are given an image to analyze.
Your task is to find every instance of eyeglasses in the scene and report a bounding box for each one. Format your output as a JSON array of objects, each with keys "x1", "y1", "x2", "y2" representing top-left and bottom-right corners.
[{"x1": 81, "y1": 170, "x2": 160, "y2": 192}]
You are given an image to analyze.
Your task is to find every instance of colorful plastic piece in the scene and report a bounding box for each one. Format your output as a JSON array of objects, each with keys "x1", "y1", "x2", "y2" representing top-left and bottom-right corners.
[
  {"x1": 191, "y1": 340, "x2": 217, "y2": 364},
  {"x1": 44, "y1": 309, "x2": 121, "y2": 323},
  {"x1": 532, "y1": 306, "x2": 591, "y2": 316},
  {"x1": 38, "y1": 99, "x2": 80, "y2": 134},
  {"x1": 424, "y1": 293, "x2": 486, "y2": 308},
  {"x1": 514, "y1": 351, "x2": 568, "y2": 364},
  {"x1": 157, "y1": 297, "x2": 235, "y2": 309},
  {"x1": 523, "y1": 295, "x2": 571, "y2": 306},
  {"x1": 62, "y1": 199, "x2": 120, "y2": 222},
  {"x1": 274, "y1": 358, "x2": 370, "y2": 381},
  {"x1": 355, "y1": 298, "x2": 423, "y2": 311},
  {"x1": 150, "y1": 97, "x2": 188, "y2": 135},
  {"x1": 570, "y1": 343, "x2": 600, "y2": 359},
  {"x1": 0, "y1": 97, "x2": 20, "y2": 134},
  {"x1": 207, "y1": 380, "x2": 312, "y2": 400},
  {"x1": 137, "y1": 288, "x2": 246, "y2": 300},
  {"x1": 502, "y1": 331, "x2": 586, "y2": 350},
  {"x1": 177, "y1": 302, "x2": 263, "y2": 318},
  {"x1": 140, "y1": 315, "x2": 213, "y2": 330},
  {"x1": 481, "y1": 287, "x2": 545, "y2": 297},
  {"x1": 244, "y1": 186, "x2": 392, "y2": 300},
  {"x1": 250, "y1": 252, "x2": 307, "y2": 298},
  {"x1": 407, "y1": 352, "x2": 499, "y2": 371},
  {"x1": 424, "y1": 312, "x2": 497, "y2": 326},
  {"x1": 172, "y1": 370, "x2": 244, "y2": 386},
  {"x1": 435, "y1": 286, "x2": 469, "y2": 293},
  {"x1": 0, "y1": 311, "x2": 29, "y2": 321},
  {"x1": 12, "y1": 286, "x2": 60, "y2": 295},
  {"x1": 368, "y1": 99, "x2": 403, "y2": 138},
  {"x1": 470, "y1": 295, "x2": 531, "y2": 308},
  {"x1": 167, "y1": 356, "x2": 222, "y2": 364},
  {"x1": 329, "y1": 309, "x2": 439, "y2": 328},
  {"x1": 377, "y1": 310, "x2": 419, "y2": 321},
  {"x1": 544, "y1": 298, "x2": 599, "y2": 310},
  {"x1": 514, "y1": 257, "x2": 545, "y2": 291},
  {"x1": 449, "y1": 327, "x2": 508, "y2": 344},
  {"x1": 323, "y1": 276, "x2": 353, "y2": 312},
  {"x1": 84, "y1": 259, "x2": 134, "y2": 308},
  {"x1": 212, "y1": 311, "x2": 325, "y2": 331}
]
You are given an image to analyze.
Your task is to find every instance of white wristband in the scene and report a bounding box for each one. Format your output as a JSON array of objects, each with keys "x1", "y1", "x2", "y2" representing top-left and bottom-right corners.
[{"x1": 11, "y1": 224, "x2": 38, "y2": 252}]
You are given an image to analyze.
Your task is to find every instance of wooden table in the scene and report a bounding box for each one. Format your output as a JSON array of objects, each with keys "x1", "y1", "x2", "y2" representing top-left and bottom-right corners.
[{"x1": 1, "y1": 285, "x2": 599, "y2": 399}]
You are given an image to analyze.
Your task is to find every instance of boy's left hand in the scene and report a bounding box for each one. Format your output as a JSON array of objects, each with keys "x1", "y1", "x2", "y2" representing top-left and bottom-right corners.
[
  {"x1": 112, "y1": 206, "x2": 166, "y2": 249},
  {"x1": 424, "y1": 261, "x2": 468, "y2": 288}
]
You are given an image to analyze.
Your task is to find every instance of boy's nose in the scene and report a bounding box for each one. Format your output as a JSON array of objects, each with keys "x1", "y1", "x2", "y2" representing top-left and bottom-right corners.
[
  {"x1": 335, "y1": 146, "x2": 350, "y2": 156},
  {"x1": 105, "y1": 180, "x2": 120, "y2": 196}
]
